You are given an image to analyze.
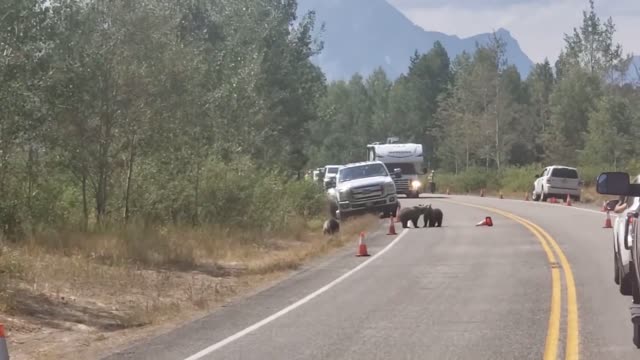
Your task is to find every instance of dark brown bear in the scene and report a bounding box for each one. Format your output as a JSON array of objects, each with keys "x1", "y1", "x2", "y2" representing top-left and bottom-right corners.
[
  {"x1": 428, "y1": 207, "x2": 443, "y2": 227},
  {"x1": 420, "y1": 204, "x2": 443, "y2": 227},
  {"x1": 397, "y1": 206, "x2": 423, "y2": 228},
  {"x1": 322, "y1": 218, "x2": 340, "y2": 235},
  {"x1": 420, "y1": 204, "x2": 433, "y2": 228}
]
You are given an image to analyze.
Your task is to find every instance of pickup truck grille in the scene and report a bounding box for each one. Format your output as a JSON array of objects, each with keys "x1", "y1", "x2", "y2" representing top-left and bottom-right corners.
[
  {"x1": 351, "y1": 184, "x2": 384, "y2": 200},
  {"x1": 394, "y1": 179, "x2": 410, "y2": 192}
]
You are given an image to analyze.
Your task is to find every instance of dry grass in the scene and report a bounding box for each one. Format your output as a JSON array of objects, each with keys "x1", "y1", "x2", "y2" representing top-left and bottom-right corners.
[{"x1": 0, "y1": 214, "x2": 379, "y2": 360}]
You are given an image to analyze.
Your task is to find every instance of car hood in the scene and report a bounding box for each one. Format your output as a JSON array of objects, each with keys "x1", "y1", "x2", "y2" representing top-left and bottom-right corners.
[{"x1": 337, "y1": 176, "x2": 390, "y2": 190}]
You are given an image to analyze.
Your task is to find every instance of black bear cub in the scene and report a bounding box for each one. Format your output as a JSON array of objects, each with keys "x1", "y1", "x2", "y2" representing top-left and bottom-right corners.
[
  {"x1": 421, "y1": 204, "x2": 444, "y2": 228},
  {"x1": 397, "y1": 206, "x2": 423, "y2": 229},
  {"x1": 323, "y1": 218, "x2": 340, "y2": 235}
]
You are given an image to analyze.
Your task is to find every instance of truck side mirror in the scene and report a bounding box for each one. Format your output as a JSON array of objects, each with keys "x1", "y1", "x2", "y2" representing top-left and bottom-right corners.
[
  {"x1": 596, "y1": 172, "x2": 631, "y2": 195},
  {"x1": 393, "y1": 168, "x2": 402, "y2": 179}
]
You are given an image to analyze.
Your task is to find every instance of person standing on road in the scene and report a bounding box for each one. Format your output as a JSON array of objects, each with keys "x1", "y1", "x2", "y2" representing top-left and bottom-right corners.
[{"x1": 427, "y1": 170, "x2": 435, "y2": 194}]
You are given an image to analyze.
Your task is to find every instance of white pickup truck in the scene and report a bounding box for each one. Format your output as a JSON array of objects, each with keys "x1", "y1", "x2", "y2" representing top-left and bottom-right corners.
[
  {"x1": 596, "y1": 171, "x2": 640, "y2": 348},
  {"x1": 326, "y1": 161, "x2": 400, "y2": 220}
]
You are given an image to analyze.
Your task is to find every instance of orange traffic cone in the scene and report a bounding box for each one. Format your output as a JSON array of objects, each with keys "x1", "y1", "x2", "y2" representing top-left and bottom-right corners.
[
  {"x1": 566, "y1": 194, "x2": 572, "y2": 206},
  {"x1": 476, "y1": 216, "x2": 494, "y2": 227},
  {"x1": 387, "y1": 217, "x2": 397, "y2": 235},
  {"x1": 0, "y1": 324, "x2": 9, "y2": 360},
  {"x1": 603, "y1": 211, "x2": 613, "y2": 229},
  {"x1": 356, "y1": 232, "x2": 370, "y2": 257}
]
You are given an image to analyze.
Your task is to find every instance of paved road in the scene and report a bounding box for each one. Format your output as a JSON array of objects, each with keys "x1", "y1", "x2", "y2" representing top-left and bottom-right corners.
[{"x1": 103, "y1": 195, "x2": 639, "y2": 360}]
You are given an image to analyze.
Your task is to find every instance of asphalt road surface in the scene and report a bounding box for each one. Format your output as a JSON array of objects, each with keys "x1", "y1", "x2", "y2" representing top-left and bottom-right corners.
[{"x1": 103, "y1": 195, "x2": 639, "y2": 360}]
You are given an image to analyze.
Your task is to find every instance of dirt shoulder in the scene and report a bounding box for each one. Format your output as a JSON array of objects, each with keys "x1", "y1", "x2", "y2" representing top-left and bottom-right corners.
[{"x1": 0, "y1": 215, "x2": 379, "y2": 360}]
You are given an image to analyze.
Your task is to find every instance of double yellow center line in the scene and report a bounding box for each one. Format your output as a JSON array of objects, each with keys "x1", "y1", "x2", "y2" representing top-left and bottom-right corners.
[{"x1": 449, "y1": 201, "x2": 579, "y2": 360}]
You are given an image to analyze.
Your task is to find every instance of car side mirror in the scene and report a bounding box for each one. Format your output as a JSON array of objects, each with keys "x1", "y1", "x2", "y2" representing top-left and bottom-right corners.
[
  {"x1": 596, "y1": 172, "x2": 631, "y2": 195},
  {"x1": 325, "y1": 178, "x2": 336, "y2": 188}
]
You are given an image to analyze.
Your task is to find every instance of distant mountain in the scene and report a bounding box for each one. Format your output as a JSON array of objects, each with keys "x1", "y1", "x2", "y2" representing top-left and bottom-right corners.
[
  {"x1": 297, "y1": 0, "x2": 535, "y2": 81},
  {"x1": 627, "y1": 56, "x2": 640, "y2": 82}
]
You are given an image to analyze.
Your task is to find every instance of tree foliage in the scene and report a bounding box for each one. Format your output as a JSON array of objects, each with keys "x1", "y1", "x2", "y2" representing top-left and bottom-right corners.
[{"x1": 1, "y1": 0, "x2": 639, "y2": 240}]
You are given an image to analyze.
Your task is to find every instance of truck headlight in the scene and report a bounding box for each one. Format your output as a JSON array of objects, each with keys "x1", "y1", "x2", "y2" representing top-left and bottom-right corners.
[
  {"x1": 383, "y1": 182, "x2": 395, "y2": 194},
  {"x1": 339, "y1": 189, "x2": 350, "y2": 200},
  {"x1": 411, "y1": 180, "x2": 422, "y2": 189}
]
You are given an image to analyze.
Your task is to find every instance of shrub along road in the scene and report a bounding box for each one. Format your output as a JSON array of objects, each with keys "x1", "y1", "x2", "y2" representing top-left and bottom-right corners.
[{"x1": 103, "y1": 195, "x2": 637, "y2": 360}]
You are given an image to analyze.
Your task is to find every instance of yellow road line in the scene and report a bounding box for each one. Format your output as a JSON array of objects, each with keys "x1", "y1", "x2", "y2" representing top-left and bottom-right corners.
[
  {"x1": 445, "y1": 200, "x2": 579, "y2": 360},
  {"x1": 528, "y1": 221, "x2": 580, "y2": 360}
]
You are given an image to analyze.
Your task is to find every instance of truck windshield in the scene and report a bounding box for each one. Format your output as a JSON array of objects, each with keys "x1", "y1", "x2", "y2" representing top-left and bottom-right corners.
[
  {"x1": 381, "y1": 163, "x2": 419, "y2": 175},
  {"x1": 338, "y1": 164, "x2": 388, "y2": 183}
]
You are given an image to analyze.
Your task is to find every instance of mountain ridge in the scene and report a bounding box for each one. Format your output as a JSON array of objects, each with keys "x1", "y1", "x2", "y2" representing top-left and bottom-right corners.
[{"x1": 297, "y1": 0, "x2": 535, "y2": 81}]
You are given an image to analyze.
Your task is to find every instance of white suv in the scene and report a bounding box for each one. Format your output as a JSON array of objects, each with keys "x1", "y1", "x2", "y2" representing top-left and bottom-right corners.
[{"x1": 532, "y1": 165, "x2": 582, "y2": 202}]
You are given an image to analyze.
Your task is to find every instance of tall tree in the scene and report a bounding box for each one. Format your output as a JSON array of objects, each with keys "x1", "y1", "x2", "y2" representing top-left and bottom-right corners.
[{"x1": 563, "y1": 0, "x2": 632, "y2": 83}]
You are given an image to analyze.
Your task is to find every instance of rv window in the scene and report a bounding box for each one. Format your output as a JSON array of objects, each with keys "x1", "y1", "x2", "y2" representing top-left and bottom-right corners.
[{"x1": 381, "y1": 163, "x2": 418, "y2": 175}]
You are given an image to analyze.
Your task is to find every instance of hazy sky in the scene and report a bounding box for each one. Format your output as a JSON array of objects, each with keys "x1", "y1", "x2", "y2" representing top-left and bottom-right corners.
[{"x1": 388, "y1": 0, "x2": 639, "y2": 63}]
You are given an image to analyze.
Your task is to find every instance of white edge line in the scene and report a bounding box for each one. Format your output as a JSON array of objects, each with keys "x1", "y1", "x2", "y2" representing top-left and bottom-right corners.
[{"x1": 183, "y1": 228, "x2": 410, "y2": 360}]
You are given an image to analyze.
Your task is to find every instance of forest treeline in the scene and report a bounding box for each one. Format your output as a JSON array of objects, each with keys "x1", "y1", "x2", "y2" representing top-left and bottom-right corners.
[{"x1": 1, "y1": 0, "x2": 638, "y2": 238}]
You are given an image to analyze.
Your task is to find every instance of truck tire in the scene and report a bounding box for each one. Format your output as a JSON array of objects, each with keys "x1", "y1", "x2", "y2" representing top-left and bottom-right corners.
[
  {"x1": 632, "y1": 263, "x2": 640, "y2": 305},
  {"x1": 329, "y1": 201, "x2": 339, "y2": 220},
  {"x1": 532, "y1": 189, "x2": 540, "y2": 202},
  {"x1": 615, "y1": 249, "x2": 621, "y2": 285},
  {"x1": 541, "y1": 192, "x2": 548, "y2": 202},
  {"x1": 631, "y1": 263, "x2": 640, "y2": 348}
]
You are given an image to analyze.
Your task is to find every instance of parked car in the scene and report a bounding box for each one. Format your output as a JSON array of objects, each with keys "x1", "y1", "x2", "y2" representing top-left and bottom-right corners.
[
  {"x1": 532, "y1": 165, "x2": 583, "y2": 202},
  {"x1": 596, "y1": 172, "x2": 640, "y2": 348}
]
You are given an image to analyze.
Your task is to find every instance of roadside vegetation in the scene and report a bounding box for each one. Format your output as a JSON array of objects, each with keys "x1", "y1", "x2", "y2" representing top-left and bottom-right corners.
[{"x1": 1, "y1": 0, "x2": 638, "y2": 358}]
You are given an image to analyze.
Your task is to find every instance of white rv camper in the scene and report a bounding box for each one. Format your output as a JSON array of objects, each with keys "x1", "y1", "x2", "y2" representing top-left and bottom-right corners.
[{"x1": 366, "y1": 139, "x2": 426, "y2": 198}]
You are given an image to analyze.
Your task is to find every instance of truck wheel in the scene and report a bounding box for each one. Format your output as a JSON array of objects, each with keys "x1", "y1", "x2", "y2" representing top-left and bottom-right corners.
[
  {"x1": 329, "y1": 202, "x2": 339, "y2": 219},
  {"x1": 532, "y1": 191, "x2": 539, "y2": 202},
  {"x1": 615, "y1": 249, "x2": 621, "y2": 285},
  {"x1": 632, "y1": 266, "x2": 640, "y2": 348},
  {"x1": 621, "y1": 271, "x2": 633, "y2": 296},
  {"x1": 632, "y1": 263, "x2": 640, "y2": 304}
]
